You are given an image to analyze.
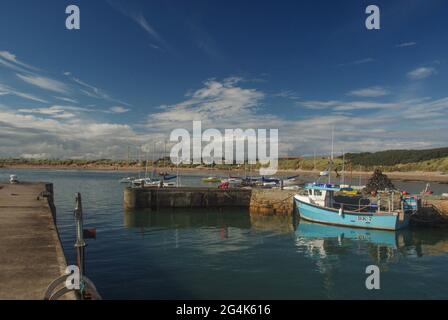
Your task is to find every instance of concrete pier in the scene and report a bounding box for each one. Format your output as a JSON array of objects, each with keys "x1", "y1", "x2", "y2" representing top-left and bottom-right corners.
[
  {"x1": 413, "y1": 197, "x2": 448, "y2": 227},
  {"x1": 0, "y1": 182, "x2": 73, "y2": 300},
  {"x1": 124, "y1": 187, "x2": 252, "y2": 210}
]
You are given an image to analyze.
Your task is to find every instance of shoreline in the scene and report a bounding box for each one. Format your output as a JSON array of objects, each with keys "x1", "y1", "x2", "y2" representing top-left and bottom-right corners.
[{"x1": 2, "y1": 164, "x2": 448, "y2": 183}]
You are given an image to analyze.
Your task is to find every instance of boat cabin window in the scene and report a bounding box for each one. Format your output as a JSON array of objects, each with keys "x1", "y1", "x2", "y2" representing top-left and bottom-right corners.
[{"x1": 311, "y1": 189, "x2": 322, "y2": 196}]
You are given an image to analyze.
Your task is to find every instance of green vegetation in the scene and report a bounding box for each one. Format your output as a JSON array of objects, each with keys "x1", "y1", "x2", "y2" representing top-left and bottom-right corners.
[{"x1": 343, "y1": 147, "x2": 448, "y2": 166}]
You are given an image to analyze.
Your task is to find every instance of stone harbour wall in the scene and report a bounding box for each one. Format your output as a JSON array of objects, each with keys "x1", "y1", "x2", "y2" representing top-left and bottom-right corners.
[{"x1": 249, "y1": 189, "x2": 296, "y2": 216}]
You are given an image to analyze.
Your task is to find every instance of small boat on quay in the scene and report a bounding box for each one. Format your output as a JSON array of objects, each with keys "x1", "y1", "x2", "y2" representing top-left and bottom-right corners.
[
  {"x1": 226, "y1": 177, "x2": 243, "y2": 184},
  {"x1": 294, "y1": 183, "x2": 419, "y2": 231},
  {"x1": 421, "y1": 183, "x2": 434, "y2": 195},
  {"x1": 283, "y1": 175, "x2": 300, "y2": 185},
  {"x1": 131, "y1": 178, "x2": 153, "y2": 187},
  {"x1": 119, "y1": 176, "x2": 135, "y2": 184},
  {"x1": 217, "y1": 176, "x2": 244, "y2": 188},
  {"x1": 131, "y1": 174, "x2": 178, "y2": 188},
  {"x1": 9, "y1": 174, "x2": 19, "y2": 184}
]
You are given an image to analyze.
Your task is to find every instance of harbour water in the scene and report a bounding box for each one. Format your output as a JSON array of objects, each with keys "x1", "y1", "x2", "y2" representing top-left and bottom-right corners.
[{"x1": 1, "y1": 168, "x2": 448, "y2": 299}]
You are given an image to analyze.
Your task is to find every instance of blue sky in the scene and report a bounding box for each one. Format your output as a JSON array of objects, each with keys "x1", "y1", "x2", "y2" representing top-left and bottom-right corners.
[{"x1": 0, "y1": 0, "x2": 447, "y2": 159}]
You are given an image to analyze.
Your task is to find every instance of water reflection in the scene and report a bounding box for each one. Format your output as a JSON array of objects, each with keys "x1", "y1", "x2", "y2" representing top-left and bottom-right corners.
[
  {"x1": 297, "y1": 221, "x2": 402, "y2": 247},
  {"x1": 290, "y1": 220, "x2": 448, "y2": 298},
  {"x1": 124, "y1": 208, "x2": 251, "y2": 230},
  {"x1": 123, "y1": 209, "x2": 254, "y2": 254},
  {"x1": 250, "y1": 214, "x2": 295, "y2": 234},
  {"x1": 294, "y1": 220, "x2": 448, "y2": 266},
  {"x1": 123, "y1": 209, "x2": 448, "y2": 262},
  {"x1": 295, "y1": 220, "x2": 409, "y2": 265}
]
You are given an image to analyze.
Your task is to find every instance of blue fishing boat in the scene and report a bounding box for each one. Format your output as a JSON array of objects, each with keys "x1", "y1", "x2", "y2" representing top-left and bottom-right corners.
[{"x1": 294, "y1": 183, "x2": 418, "y2": 231}]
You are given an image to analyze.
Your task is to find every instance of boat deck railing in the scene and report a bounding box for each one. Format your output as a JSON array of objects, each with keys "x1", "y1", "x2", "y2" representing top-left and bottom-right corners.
[{"x1": 333, "y1": 191, "x2": 410, "y2": 214}]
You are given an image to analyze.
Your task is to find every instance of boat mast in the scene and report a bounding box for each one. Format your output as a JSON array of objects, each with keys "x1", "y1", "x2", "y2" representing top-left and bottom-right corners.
[
  {"x1": 342, "y1": 148, "x2": 345, "y2": 185},
  {"x1": 137, "y1": 146, "x2": 141, "y2": 179},
  {"x1": 176, "y1": 155, "x2": 180, "y2": 187},
  {"x1": 329, "y1": 126, "x2": 334, "y2": 184},
  {"x1": 163, "y1": 139, "x2": 166, "y2": 168},
  {"x1": 145, "y1": 150, "x2": 148, "y2": 178},
  {"x1": 151, "y1": 141, "x2": 156, "y2": 179},
  {"x1": 358, "y1": 165, "x2": 362, "y2": 186}
]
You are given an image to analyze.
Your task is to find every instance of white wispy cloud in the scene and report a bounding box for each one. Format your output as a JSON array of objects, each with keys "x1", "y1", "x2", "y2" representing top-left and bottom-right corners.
[
  {"x1": 54, "y1": 96, "x2": 78, "y2": 104},
  {"x1": 17, "y1": 105, "x2": 96, "y2": 119},
  {"x1": 70, "y1": 76, "x2": 132, "y2": 106},
  {"x1": 17, "y1": 104, "x2": 133, "y2": 118},
  {"x1": 109, "y1": 106, "x2": 130, "y2": 113},
  {"x1": 0, "y1": 51, "x2": 39, "y2": 73},
  {"x1": 338, "y1": 58, "x2": 374, "y2": 67},
  {"x1": 0, "y1": 83, "x2": 48, "y2": 103},
  {"x1": 106, "y1": 0, "x2": 168, "y2": 51},
  {"x1": 131, "y1": 13, "x2": 163, "y2": 43},
  {"x1": 187, "y1": 21, "x2": 223, "y2": 60},
  {"x1": 407, "y1": 67, "x2": 437, "y2": 80},
  {"x1": 16, "y1": 73, "x2": 70, "y2": 94},
  {"x1": 72, "y1": 77, "x2": 103, "y2": 96},
  {"x1": 396, "y1": 42, "x2": 417, "y2": 48},
  {"x1": 1, "y1": 51, "x2": 130, "y2": 108},
  {"x1": 301, "y1": 100, "x2": 399, "y2": 111},
  {"x1": 273, "y1": 90, "x2": 300, "y2": 100},
  {"x1": 347, "y1": 86, "x2": 389, "y2": 98}
]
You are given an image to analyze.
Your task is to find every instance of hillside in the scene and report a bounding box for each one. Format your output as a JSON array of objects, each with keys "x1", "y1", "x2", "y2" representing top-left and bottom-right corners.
[{"x1": 343, "y1": 147, "x2": 448, "y2": 166}]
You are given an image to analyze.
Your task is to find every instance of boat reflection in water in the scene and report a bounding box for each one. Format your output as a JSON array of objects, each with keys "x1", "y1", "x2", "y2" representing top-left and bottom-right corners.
[
  {"x1": 295, "y1": 220, "x2": 411, "y2": 265},
  {"x1": 123, "y1": 208, "x2": 448, "y2": 264},
  {"x1": 296, "y1": 220, "x2": 405, "y2": 248}
]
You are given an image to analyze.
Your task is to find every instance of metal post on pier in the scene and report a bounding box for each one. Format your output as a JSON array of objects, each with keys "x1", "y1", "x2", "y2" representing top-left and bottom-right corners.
[
  {"x1": 74, "y1": 193, "x2": 86, "y2": 279},
  {"x1": 44, "y1": 193, "x2": 101, "y2": 300}
]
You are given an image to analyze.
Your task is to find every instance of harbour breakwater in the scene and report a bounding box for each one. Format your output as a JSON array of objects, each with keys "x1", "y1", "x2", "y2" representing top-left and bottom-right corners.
[
  {"x1": 124, "y1": 187, "x2": 296, "y2": 216},
  {"x1": 124, "y1": 187, "x2": 252, "y2": 210}
]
